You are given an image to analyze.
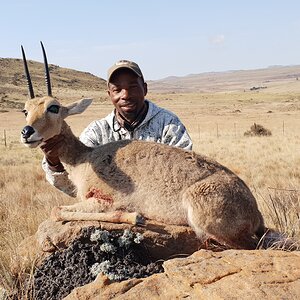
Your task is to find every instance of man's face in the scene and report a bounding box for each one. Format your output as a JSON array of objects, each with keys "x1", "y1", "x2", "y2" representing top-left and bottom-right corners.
[{"x1": 107, "y1": 69, "x2": 147, "y2": 121}]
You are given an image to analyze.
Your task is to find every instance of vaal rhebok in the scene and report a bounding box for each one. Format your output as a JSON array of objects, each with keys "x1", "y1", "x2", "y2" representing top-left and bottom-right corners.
[{"x1": 20, "y1": 43, "x2": 266, "y2": 250}]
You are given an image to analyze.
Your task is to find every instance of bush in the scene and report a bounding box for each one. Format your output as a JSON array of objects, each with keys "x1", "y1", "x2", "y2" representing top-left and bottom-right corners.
[{"x1": 244, "y1": 123, "x2": 272, "y2": 137}]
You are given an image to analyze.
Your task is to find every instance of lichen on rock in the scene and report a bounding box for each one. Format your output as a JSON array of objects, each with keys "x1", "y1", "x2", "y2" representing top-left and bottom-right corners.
[{"x1": 30, "y1": 227, "x2": 163, "y2": 300}]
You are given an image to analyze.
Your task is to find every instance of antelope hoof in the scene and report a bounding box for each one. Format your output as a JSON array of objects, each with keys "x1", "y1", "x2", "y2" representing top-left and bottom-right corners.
[{"x1": 135, "y1": 214, "x2": 146, "y2": 225}]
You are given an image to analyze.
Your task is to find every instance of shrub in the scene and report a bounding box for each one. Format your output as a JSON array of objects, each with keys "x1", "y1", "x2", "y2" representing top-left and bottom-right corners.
[{"x1": 244, "y1": 123, "x2": 272, "y2": 136}]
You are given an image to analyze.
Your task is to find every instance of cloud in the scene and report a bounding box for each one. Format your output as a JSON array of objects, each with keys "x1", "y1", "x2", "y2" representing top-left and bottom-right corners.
[{"x1": 210, "y1": 34, "x2": 225, "y2": 45}]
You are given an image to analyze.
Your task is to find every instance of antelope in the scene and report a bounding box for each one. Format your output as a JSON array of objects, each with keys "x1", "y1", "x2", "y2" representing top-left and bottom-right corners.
[{"x1": 20, "y1": 43, "x2": 266, "y2": 250}]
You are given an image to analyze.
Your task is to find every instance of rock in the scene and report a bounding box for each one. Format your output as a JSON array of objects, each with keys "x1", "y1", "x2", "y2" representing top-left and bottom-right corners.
[
  {"x1": 31, "y1": 227, "x2": 165, "y2": 299},
  {"x1": 11, "y1": 219, "x2": 206, "y2": 276},
  {"x1": 36, "y1": 219, "x2": 205, "y2": 259},
  {"x1": 64, "y1": 249, "x2": 300, "y2": 300},
  {"x1": 12, "y1": 219, "x2": 300, "y2": 299},
  {"x1": 64, "y1": 274, "x2": 143, "y2": 300}
]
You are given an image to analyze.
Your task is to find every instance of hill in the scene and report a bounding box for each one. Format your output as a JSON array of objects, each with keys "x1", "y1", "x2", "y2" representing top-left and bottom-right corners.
[
  {"x1": 0, "y1": 58, "x2": 107, "y2": 110},
  {"x1": 1, "y1": 58, "x2": 300, "y2": 111},
  {"x1": 147, "y1": 65, "x2": 300, "y2": 93}
]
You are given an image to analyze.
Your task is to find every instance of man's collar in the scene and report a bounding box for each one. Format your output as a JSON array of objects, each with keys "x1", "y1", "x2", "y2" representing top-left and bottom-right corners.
[
  {"x1": 114, "y1": 101, "x2": 149, "y2": 132},
  {"x1": 107, "y1": 100, "x2": 162, "y2": 132}
]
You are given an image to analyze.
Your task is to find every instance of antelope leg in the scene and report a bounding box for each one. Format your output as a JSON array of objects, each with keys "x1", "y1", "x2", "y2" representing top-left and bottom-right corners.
[{"x1": 51, "y1": 207, "x2": 144, "y2": 225}]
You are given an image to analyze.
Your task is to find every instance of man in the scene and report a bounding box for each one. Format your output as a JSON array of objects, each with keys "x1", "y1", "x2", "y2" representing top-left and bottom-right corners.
[{"x1": 42, "y1": 60, "x2": 192, "y2": 196}]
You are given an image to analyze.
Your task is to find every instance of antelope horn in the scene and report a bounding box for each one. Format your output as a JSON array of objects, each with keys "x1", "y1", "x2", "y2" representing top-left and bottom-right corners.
[
  {"x1": 21, "y1": 45, "x2": 35, "y2": 99},
  {"x1": 40, "y1": 41, "x2": 52, "y2": 96}
]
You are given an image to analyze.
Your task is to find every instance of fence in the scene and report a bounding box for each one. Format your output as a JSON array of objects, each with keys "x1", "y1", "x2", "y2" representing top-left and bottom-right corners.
[
  {"x1": 0, "y1": 121, "x2": 293, "y2": 147},
  {"x1": 194, "y1": 121, "x2": 289, "y2": 140}
]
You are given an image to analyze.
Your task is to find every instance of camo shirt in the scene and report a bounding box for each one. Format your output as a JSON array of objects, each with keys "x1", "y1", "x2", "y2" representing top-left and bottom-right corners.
[{"x1": 42, "y1": 100, "x2": 193, "y2": 197}]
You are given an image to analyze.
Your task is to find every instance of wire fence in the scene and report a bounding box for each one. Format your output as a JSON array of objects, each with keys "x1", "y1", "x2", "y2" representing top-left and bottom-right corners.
[
  {"x1": 193, "y1": 121, "x2": 290, "y2": 140},
  {"x1": 0, "y1": 121, "x2": 294, "y2": 147}
]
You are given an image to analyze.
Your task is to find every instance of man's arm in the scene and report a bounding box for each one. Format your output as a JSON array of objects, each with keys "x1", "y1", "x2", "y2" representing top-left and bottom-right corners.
[
  {"x1": 162, "y1": 118, "x2": 193, "y2": 150},
  {"x1": 41, "y1": 156, "x2": 77, "y2": 197},
  {"x1": 40, "y1": 120, "x2": 107, "y2": 197},
  {"x1": 40, "y1": 134, "x2": 77, "y2": 197}
]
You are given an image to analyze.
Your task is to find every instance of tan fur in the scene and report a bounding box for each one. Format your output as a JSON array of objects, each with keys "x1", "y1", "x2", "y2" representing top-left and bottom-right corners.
[{"x1": 21, "y1": 96, "x2": 266, "y2": 249}]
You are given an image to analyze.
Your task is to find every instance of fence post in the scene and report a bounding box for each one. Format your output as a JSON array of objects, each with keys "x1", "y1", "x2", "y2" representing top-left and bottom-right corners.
[
  {"x1": 234, "y1": 123, "x2": 237, "y2": 138},
  {"x1": 4, "y1": 129, "x2": 7, "y2": 147}
]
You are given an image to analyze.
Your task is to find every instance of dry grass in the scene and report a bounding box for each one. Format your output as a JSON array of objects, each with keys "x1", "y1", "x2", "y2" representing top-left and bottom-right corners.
[
  {"x1": 0, "y1": 90, "x2": 300, "y2": 293},
  {"x1": 0, "y1": 146, "x2": 74, "y2": 291}
]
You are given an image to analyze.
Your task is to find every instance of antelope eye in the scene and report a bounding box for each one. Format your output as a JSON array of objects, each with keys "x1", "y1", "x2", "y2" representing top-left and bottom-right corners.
[
  {"x1": 47, "y1": 105, "x2": 60, "y2": 114},
  {"x1": 22, "y1": 109, "x2": 28, "y2": 117}
]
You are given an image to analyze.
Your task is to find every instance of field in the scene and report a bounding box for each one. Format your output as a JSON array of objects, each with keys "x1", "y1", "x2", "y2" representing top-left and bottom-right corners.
[{"x1": 0, "y1": 66, "x2": 300, "y2": 292}]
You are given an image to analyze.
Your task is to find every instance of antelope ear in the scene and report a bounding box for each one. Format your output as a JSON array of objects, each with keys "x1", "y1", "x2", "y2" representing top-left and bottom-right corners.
[{"x1": 62, "y1": 98, "x2": 93, "y2": 118}]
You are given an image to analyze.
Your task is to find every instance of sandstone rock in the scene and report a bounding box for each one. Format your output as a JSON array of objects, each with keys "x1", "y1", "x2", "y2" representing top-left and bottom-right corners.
[
  {"x1": 65, "y1": 249, "x2": 300, "y2": 300},
  {"x1": 11, "y1": 219, "x2": 206, "y2": 275},
  {"x1": 36, "y1": 219, "x2": 205, "y2": 259},
  {"x1": 12, "y1": 219, "x2": 300, "y2": 300}
]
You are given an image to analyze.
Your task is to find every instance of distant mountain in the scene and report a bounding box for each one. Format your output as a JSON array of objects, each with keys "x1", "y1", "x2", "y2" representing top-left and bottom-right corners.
[
  {"x1": 1, "y1": 58, "x2": 300, "y2": 111},
  {"x1": 147, "y1": 65, "x2": 300, "y2": 93}
]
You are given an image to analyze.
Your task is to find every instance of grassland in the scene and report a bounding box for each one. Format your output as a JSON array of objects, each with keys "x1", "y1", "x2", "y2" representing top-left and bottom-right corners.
[{"x1": 0, "y1": 64, "x2": 300, "y2": 292}]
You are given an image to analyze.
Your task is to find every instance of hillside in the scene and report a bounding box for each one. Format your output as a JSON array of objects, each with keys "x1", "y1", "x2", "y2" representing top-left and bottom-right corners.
[
  {"x1": 147, "y1": 65, "x2": 300, "y2": 93},
  {"x1": 1, "y1": 58, "x2": 300, "y2": 111},
  {"x1": 0, "y1": 58, "x2": 107, "y2": 110}
]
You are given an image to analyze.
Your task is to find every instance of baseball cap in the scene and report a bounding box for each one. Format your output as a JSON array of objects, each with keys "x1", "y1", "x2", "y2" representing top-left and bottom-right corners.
[{"x1": 107, "y1": 60, "x2": 144, "y2": 84}]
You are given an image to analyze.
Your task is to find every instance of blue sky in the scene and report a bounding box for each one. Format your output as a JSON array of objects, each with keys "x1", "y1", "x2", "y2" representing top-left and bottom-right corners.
[{"x1": 1, "y1": 0, "x2": 300, "y2": 80}]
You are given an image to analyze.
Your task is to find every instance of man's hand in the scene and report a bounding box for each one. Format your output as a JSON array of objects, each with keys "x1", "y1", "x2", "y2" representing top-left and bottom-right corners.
[{"x1": 40, "y1": 134, "x2": 65, "y2": 172}]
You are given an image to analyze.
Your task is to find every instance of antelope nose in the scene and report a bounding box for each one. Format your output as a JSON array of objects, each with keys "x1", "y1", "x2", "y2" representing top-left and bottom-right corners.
[{"x1": 21, "y1": 126, "x2": 35, "y2": 139}]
